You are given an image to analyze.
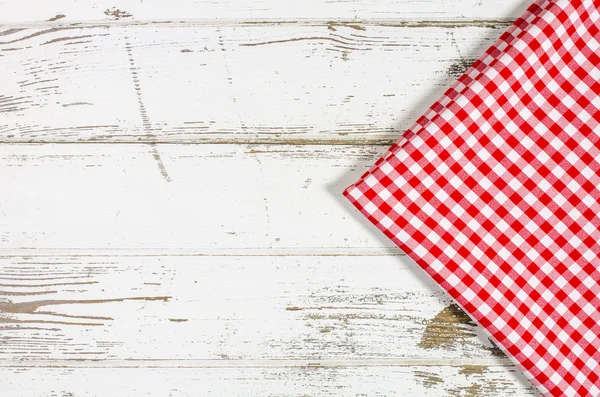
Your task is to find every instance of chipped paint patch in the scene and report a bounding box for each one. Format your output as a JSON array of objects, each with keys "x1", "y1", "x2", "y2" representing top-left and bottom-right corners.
[
  {"x1": 104, "y1": 8, "x2": 133, "y2": 20},
  {"x1": 459, "y1": 365, "x2": 487, "y2": 376},
  {"x1": 414, "y1": 369, "x2": 444, "y2": 388},
  {"x1": 0, "y1": 296, "x2": 170, "y2": 326},
  {"x1": 327, "y1": 21, "x2": 366, "y2": 32},
  {"x1": 418, "y1": 303, "x2": 477, "y2": 350},
  {"x1": 41, "y1": 35, "x2": 94, "y2": 45},
  {"x1": 447, "y1": 57, "x2": 477, "y2": 79},
  {"x1": 62, "y1": 102, "x2": 93, "y2": 107},
  {"x1": 47, "y1": 14, "x2": 66, "y2": 22}
]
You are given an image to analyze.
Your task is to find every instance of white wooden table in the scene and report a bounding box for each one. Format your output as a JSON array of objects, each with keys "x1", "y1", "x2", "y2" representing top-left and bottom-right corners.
[{"x1": 1, "y1": 1, "x2": 542, "y2": 395}]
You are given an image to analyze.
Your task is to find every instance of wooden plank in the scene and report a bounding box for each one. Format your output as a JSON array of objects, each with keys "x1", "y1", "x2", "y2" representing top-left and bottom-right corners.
[
  {"x1": 0, "y1": 365, "x2": 538, "y2": 396},
  {"x1": 0, "y1": 23, "x2": 506, "y2": 144},
  {"x1": 0, "y1": 0, "x2": 530, "y2": 24},
  {"x1": 0, "y1": 254, "x2": 506, "y2": 362},
  {"x1": 0, "y1": 143, "x2": 404, "y2": 252}
]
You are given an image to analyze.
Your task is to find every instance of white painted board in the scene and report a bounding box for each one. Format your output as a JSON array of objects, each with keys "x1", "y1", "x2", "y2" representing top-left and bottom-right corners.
[
  {"x1": 0, "y1": 365, "x2": 539, "y2": 396},
  {"x1": 0, "y1": 143, "x2": 399, "y2": 252},
  {"x1": 0, "y1": 0, "x2": 532, "y2": 24},
  {"x1": 1, "y1": 23, "x2": 506, "y2": 144},
  {"x1": 0, "y1": 254, "x2": 506, "y2": 361}
]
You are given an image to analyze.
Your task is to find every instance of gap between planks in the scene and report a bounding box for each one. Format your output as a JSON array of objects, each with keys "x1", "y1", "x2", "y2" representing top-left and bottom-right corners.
[
  {"x1": 0, "y1": 358, "x2": 514, "y2": 368},
  {"x1": 0, "y1": 248, "x2": 404, "y2": 257},
  {"x1": 0, "y1": 140, "x2": 398, "y2": 146},
  {"x1": 0, "y1": 19, "x2": 514, "y2": 29}
]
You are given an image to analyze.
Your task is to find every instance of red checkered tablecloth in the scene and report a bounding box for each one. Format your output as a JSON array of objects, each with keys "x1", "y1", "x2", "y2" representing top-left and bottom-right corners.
[{"x1": 343, "y1": 0, "x2": 600, "y2": 395}]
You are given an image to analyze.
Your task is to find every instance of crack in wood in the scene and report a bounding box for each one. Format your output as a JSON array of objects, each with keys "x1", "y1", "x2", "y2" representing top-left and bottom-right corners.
[
  {"x1": 0, "y1": 27, "x2": 77, "y2": 45},
  {"x1": 41, "y1": 35, "x2": 94, "y2": 45},
  {"x1": 124, "y1": 37, "x2": 172, "y2": 182}
]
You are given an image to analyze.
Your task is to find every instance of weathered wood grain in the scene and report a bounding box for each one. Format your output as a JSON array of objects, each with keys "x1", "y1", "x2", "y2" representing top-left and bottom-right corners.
[
  {"x1": 0, "y1": 0, "x2": 531, "y2": 24},
  {"x1": 0, "y1": 254, "x2": 511, "y2": 361},
  {"x1": 0, "y1": 23, "x2": 506, "y2": 144},
  {"x1": 0, "y1": 253, "x2": 538, "y2": 397},
  {"x1": 0, "y1": 365, "x2": 539, "y2": 396},
  {"x1": 0, "y1": 143, "x2": 401, "y2": 252}
]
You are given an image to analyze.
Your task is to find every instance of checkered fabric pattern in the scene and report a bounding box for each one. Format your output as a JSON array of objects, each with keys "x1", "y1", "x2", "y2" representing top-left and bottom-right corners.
[{"x1": 343, "y1": 0, "x2": 600, "y2": 395}]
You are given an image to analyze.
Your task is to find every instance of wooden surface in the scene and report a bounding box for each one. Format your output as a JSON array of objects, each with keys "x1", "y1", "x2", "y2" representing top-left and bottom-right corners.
[{"x1": 0, "y1": 1, "x2": 541, "y2": 395}]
